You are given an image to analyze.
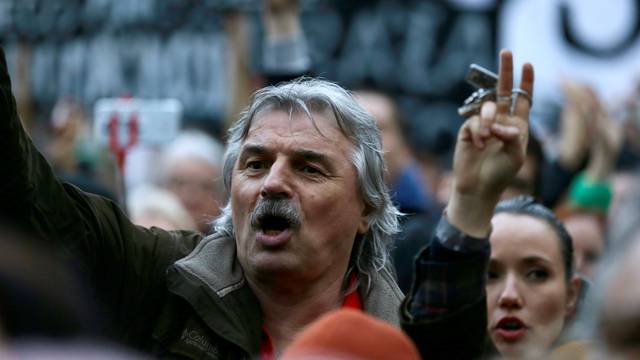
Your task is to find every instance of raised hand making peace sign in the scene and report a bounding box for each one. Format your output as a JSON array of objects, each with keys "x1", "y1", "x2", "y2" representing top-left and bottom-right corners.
[{"x1": 447, "y1": 50, "x2": 535, "y2": 238}]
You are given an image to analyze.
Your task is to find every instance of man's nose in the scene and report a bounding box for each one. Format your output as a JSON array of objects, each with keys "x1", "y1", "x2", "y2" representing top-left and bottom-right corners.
[
  {"x1": 498, "y1": 274, "x2": 523, "y2": 309},
  {"x1": 260, "y1": 160, "x2": 292, "y2": 198}
]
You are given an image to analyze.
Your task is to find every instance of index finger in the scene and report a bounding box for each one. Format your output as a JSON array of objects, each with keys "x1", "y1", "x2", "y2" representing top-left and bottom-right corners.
[
  {"x1": 513, "y1": 63, "x2": 534, "y2": 119},
  {"x1": 496, "y1": 49, "x2": 514, "y2": 116}
]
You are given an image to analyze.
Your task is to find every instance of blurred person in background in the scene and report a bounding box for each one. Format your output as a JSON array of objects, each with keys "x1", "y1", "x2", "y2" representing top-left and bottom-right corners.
[
  {"x1": 354, "y1": 90, "x2": 436, "y2": 216},
  {"x1": 562, "y1": 212, "x2": 605, "y2": 281},
  {"x1": 555, "y1": 82, "x2": 622, "y2": 280},
  {"x1": 0, "y1": 227, "x2": 100, "y2": 340},
  {"x1": 47, "y1": 98, "x2": 85, "y2": 176},
  {"x1": 355, "y1": 89, "x2": 443, "y2": 293},
  {"x1": 595, "y1": 194, "x2": 640, "y2": 359},
  {"x1": 557, "y1": 179, "x2": 640, "y2": 359},
  {"x1": 159, "y1": 129, "x2": 225, "y2": 234},
  {"x1": 46, "y1": 98, "x2": 117, "y2": 201},
  {"x1": 607, "y1": 79, "x2": 640, "y2": 242},
  {"x1": 0, "y1": 225, "x2": 147, "y2": 359},
  {"x1": 594, "y1": 236, "x2": 640, "y2": 359},
  {"x1": 260, "y1": 0, "x2": 311, "y2": 84},
  {"x1": 127, "y1": 185, "x2": 198, "y2": 231}
]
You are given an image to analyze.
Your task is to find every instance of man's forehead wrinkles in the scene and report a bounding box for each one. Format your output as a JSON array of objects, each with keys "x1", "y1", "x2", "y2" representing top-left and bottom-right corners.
[
  {"x1": 250, "y1": 109, "x2": 344, "y2": 139},
  {"x1": 248, "y1": 122, "x2": 329, "y2": 139},
  {"x1": 239, "y1": 141, "x2": 334, "y2": 160},
  {"x1": 244, "y1": 126, "x2": 344, "y2": 150}
]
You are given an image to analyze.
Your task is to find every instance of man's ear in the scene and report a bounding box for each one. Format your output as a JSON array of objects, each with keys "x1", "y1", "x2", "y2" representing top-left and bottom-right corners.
[
  {"x1": 566, "y1": 275, "x2": 583, "y2": 317},
  {"x1": 357, "y1": 214, "x2": 370, "y2": 235}
]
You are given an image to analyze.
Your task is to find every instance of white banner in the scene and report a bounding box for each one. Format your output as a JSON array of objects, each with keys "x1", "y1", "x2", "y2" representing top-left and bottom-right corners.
[{"x1": 501, "y1": 0, "x2": 640, "y2": 104}]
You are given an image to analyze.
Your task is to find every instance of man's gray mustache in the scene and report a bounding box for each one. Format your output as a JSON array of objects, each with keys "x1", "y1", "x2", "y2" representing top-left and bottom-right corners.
[{"x1": 249, "y1": 198, "x2": 302, "y2": 230}]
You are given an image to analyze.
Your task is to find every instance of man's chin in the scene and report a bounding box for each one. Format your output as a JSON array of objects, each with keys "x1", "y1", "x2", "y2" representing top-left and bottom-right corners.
[{"x1": 248, "y1": 253, "x2": 300, "y2": 277}]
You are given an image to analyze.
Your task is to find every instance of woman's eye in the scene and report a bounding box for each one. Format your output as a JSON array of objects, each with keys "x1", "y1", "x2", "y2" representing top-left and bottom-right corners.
[
  {"x1": 487, "y1": 270, "x2": 500, "y2": 281},
  {"x1": 526, "y1": 269, "x2": 549, "y2": 281},
  {"x1": 585, "y1": 251, "x2": 600, "y2": 265}
]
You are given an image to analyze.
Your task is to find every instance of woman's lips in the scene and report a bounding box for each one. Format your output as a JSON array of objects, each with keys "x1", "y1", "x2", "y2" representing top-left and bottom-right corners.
[{"x1": 494, "y1": 316, "x2": 528, "y2": 343}]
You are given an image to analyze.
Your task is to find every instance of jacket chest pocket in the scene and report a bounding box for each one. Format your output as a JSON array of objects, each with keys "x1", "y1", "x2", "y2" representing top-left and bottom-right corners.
[
  {"x1": 170, "y1": 325, "x2": 223, "y2": 359},
  {"x1": 154, "y1": 317, "x2": 228, "y2": 360},
  {"x1": 151, "y1": 296, "x2": 251, "y2": 360},
  {"x1": 155, "y1": 315, "x2": 238, "y2": 360}
]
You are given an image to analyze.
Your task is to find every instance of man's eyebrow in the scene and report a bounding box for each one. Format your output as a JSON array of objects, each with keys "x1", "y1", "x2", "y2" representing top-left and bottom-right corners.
[
  {"x1": 238, "y1": 144, "x2": 268, "y2": 160},
  {"x1": 293, "y1": 149, "x2": 337, "y2": 172},
  {"x1": 238, "y1": 145, "x2": 337, "y2": 171}
]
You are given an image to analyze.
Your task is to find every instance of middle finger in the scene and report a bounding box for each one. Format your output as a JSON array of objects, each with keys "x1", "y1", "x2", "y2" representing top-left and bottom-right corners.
[{"x1": 496, "y1": 49, "x2": 514, "y2": 117}]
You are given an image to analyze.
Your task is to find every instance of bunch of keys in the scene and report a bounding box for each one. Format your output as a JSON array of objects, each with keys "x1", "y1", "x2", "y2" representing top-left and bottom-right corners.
[{"x1": 457, "y1": 64, "x2": 499, "y2": 117}]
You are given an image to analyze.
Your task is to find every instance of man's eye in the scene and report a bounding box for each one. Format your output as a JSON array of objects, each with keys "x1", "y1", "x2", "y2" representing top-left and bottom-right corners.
[
  {"x1": 301, "y1": 165, "x2": 321, "y2": 174},
  {"x1": 246, "y1": 161, "x2": 266, "y2": 170}
]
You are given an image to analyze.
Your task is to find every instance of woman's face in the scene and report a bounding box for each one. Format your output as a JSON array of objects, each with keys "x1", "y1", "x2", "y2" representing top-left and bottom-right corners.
[{"x1": 487, "y1": 213, "x2": 579, "y2": 359}]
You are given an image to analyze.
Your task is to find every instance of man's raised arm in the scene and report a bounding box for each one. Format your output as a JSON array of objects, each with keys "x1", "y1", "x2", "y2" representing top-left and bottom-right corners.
[
  {"x1": 0, "y1": 48, "x2": 99, "y2": 245},
  {"x1": 401, "y1": 50, "x2": 535, "y2": 359},
  {"x1": 0, "y1": 47, "x2": 201, "y2": 345}
]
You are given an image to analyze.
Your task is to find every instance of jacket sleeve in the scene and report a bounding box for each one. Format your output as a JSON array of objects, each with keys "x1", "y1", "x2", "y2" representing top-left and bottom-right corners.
[
  {"x1": 0, "y1": 47, "x2": 201, "y2": 345},
  {"x1": 400, "y1": 216, "x2": 490, "y2": 359}
]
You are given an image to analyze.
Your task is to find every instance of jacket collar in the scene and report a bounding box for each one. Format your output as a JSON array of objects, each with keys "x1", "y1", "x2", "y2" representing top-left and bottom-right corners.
[
  {"x1": 362, "y1": 265, "x2": 403, "y2": 326},
  {"x1": 166, "y1": 232, "x2": 403, "y2": 353},
  {"x1": 166, "y1": 232, "x2": 263, "y2": 355}
]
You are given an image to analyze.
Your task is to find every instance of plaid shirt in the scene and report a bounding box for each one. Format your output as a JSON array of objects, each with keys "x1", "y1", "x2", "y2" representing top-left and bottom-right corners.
[{"x1": 406, "y1": 216, "x2": 491, "y2": 320}]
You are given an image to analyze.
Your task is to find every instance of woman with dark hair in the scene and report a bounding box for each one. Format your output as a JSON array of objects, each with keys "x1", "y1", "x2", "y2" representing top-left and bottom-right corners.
[{"x1": 487, "y1": 196, "x2": 582, "y2": 359}]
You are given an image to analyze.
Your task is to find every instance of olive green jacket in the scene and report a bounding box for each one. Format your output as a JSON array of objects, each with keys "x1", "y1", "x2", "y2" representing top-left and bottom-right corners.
[{"x1": 0, "y1": 48, "x2": 403, "y2": 359}]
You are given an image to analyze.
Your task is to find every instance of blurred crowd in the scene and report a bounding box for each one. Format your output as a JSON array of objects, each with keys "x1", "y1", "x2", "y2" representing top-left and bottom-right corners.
[{"x1": 2, "y1": 0, "x2": 640, "y2": 359}]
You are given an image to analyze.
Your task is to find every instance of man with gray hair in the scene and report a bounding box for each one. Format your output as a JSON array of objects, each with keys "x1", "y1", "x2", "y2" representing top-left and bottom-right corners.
[
  {"x1": 1, "y1": 44, "x2": 532, "y2": 359},
  {"x1": 1, "y1": 43, "x2": 404, "y2": 357}
]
